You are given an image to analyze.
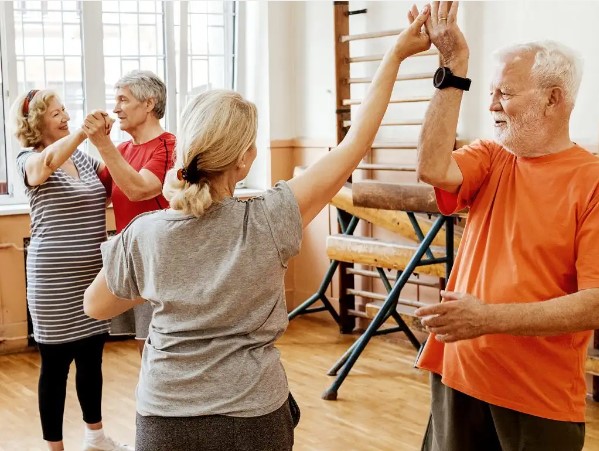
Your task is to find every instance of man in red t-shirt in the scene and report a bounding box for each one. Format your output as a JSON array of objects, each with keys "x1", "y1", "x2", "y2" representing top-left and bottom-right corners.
[
  {"x1": 83, "y1": 70, "x2": 175, "y2": 354},
  {"x1": 413, "y1": 3, "x2": 599, "y2": 451}
]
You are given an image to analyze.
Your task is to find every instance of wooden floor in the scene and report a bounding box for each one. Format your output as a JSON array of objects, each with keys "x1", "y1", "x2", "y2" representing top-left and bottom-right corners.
[{"x1": 3, "y1": 315, "x2": 599, "y2": 450}]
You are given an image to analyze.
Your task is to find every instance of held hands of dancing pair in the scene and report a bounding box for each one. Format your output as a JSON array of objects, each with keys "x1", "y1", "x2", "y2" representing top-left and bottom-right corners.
[
  {"x1": 396, "y1": 2, "x2": 468, "y2": 68},
  {"x1": 81, "y1": 110, "x2": 115, "y2": 150}
]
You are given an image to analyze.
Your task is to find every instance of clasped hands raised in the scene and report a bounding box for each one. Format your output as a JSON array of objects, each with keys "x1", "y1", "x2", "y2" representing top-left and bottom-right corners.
[
  {"x1": 81, "y1": 110, "x2": 115, "y2": 149},
  {"x1": 395, "y1": 1, "x2": 469, "y2": 65}
]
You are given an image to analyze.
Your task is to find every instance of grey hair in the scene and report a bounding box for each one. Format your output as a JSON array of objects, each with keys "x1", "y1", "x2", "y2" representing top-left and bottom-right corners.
[
  {"x1": 493, "y1": 40, "x2": 583, "y2": 108},
  {"x1": 114, "y1": 70, "x2": 167, "y2": 119}
]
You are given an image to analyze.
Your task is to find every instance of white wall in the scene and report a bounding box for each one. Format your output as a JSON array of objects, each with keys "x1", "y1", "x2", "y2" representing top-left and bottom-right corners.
[
  {"x1": 289, "y1": 1, "x2": 336, "y2": 142},
  {"x1": 268, "y1": 2, "x2": 296, "y2": 140},
  {"x1": 285, "y1": 1, "x2": 599, "y2": 146}
]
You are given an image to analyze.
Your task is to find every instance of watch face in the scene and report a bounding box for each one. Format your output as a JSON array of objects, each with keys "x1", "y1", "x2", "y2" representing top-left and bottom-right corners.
[{"x1": 433, "y1": 67, "x2": 446, "y2": 88}]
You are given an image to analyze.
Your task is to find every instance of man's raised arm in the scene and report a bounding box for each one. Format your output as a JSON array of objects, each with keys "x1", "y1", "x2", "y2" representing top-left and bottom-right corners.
[{"x1": 417, "y1": 1, "x2": 468, "y2": 193}]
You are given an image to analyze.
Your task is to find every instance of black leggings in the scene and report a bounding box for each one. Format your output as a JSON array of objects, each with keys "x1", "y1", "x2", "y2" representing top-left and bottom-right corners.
[{"x1": 37, "y1": 333, "x2": 107, "y2": 442}]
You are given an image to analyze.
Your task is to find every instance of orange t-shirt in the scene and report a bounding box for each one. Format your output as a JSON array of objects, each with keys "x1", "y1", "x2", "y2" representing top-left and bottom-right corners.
[{"x1": 416, "y1": 140, "x2": 599, "y2": 422}]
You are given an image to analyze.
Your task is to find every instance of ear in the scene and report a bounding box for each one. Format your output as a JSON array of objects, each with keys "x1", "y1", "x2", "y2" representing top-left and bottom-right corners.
[
  {"x1": 238, "y1": 151, "x2": 249, "y2": 169},
  {"x1": 545, "y1": 86, "x2": 565, "y2": 113},
  {"x1": 145, "y1": 97, "x2": 156, "y2": 114}
]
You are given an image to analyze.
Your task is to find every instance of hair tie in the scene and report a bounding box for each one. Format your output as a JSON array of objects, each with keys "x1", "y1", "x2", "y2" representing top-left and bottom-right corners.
[
  {"x1": 176, "y1": 168, "x2": 188, "y2": 181},
  {"x1": 22, "y1": 89, "x2": 39, "y2": 118},
  {"x1": 176, "y1": 155, "x2": 202, "y2": 184}
]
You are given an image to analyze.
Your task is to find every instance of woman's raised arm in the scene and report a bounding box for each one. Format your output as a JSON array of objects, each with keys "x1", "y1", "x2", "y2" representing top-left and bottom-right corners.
[
  {"x1": 288, "y1": 4, "x2": 431, "y2": 227},
  {"x1": 25, "y1": 129, "x2": 86, "y2": 187}
]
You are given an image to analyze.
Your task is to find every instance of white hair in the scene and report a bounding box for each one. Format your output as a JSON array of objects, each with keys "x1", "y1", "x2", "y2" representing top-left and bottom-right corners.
[{"x1": 493, "y1": 40, "x2": 583, "y2": 107}]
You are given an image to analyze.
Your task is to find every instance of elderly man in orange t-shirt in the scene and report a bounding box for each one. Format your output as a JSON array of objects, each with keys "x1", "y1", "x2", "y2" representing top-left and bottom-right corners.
[{"x1": 414, "y1": 2, "x2": 599, "y2": 451}]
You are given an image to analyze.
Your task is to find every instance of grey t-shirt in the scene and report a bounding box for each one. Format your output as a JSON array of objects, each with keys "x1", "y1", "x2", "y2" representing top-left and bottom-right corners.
[{"x1": 101, "y1": 181, "x2": 302, "y2": 417}]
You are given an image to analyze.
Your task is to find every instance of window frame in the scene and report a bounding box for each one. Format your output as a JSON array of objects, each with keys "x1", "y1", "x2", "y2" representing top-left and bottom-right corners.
[{"x1": 0, "y1": 1, "x2": 24, "y2": 205}]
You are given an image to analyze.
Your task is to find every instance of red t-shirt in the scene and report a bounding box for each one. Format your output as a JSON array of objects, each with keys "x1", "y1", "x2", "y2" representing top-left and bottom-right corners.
[
  {"x1": 417, "y1": 140, "x2": 599, "y2": 422},
  {"x1": 102, "y1": 131, "x2": 176, "y2": 233}
]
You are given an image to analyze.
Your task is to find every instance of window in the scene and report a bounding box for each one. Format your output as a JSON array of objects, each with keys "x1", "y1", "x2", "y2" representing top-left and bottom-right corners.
[
  {"x1": 174, "y1": 1, "x2": 237, "y2": 112},
  {"x1": 13, "y1": 1, "x2": 85, "y2": 129},
  {"x1": 0, "y1": 1, "x2": 237, "y2": 204},
  {"x1": 102, "y1": 0, "x2": 166, "y2": 143}
]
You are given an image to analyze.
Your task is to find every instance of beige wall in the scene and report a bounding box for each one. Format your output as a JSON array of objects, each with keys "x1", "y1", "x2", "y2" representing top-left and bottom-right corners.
[{"x1": 0, "y1": 213, "x2": 31, "y2": 353}]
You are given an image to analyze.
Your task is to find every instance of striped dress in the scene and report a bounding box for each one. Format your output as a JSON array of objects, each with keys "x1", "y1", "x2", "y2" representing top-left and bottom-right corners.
[{"x1": 16, "y1": 149, "x2": 110, "y2": 344}]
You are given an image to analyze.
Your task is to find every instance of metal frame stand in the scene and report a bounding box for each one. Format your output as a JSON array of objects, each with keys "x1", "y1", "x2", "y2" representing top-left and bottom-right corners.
[{"x1": 321, "y1": 214, "x2": 455, "y2": 400}]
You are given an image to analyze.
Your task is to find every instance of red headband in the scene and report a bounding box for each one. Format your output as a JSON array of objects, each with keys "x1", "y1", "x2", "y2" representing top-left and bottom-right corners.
[{"x1": 22, "y1": 89, "x2": 39, "y2": 118}]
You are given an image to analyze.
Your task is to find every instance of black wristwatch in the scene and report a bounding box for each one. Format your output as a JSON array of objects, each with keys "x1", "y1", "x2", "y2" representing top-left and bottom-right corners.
[{"x1": 433, "y1": 67, "x2": 471, "y2": 91}]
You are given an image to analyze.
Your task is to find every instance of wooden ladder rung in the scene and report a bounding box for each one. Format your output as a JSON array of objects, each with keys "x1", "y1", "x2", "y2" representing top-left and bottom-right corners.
[
  {"x1": 349, "y1": 72, "x2": 434, "y2": 83},
  {"x1": 355, "y1": 164, "x2": 416, "y2": 172},
  {"x1": 371, "y1": 141, "x2": 418, "y2": 150},
  {"x1": 349, "y1": 49, "x2": 439, "y2": 63},
  {"x1": 343, "y1": 119, "x2": 423, "y2": 127},
  {"x1": 341, "y1": 28, "x2": 404, "y2": 42},
  {"x1": 347, "y1": 289, "x2": 426, "y2": 308},
  {"x1": 346, "y1": 308, "x2": 370, "y2": 319},
  {"x1": 365, "y1": 301, "x2": 426, "y2": 332},
  {"x1": 346, "y1": 268, "x2": 441, "y2": 288},
  {"x1": 343, "y1": 96, "x2": 432, "y2": 105},
  {"x1": 326, "y1": 235, "x2": 447, "y2": 277}
]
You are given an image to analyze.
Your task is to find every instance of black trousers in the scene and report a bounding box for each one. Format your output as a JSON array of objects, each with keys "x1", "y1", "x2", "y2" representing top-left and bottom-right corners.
[
  {"x1": 421, "y1": 373, "x2": 585, "y2": 451},
  {"x1": 136, "y1": 399, "x2": 295, "y2": 451},
  {"x1": 37, "y1": 333, "x2": 107, "y2": 441}
]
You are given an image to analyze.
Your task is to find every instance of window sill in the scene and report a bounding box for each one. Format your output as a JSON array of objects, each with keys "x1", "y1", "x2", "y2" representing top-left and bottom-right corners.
[{"x1": 0, "y1": 204, "x2": 29, "y2": 216}]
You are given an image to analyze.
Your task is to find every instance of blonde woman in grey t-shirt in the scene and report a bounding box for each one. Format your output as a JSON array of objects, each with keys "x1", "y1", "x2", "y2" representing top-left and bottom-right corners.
[{"x1": 84, "y1": 5, "x2": 431, "y2": 450}]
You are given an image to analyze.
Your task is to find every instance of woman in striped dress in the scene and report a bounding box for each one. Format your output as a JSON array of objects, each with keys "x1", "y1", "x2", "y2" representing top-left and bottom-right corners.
[{"x1": 11, "y1": 90, "x2": 132, "y2": 451}]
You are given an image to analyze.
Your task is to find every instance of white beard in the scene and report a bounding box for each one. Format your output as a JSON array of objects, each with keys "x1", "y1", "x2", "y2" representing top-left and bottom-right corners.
[{"x1": 494, "y1": 107, "x2": 549, "y2": 157}]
